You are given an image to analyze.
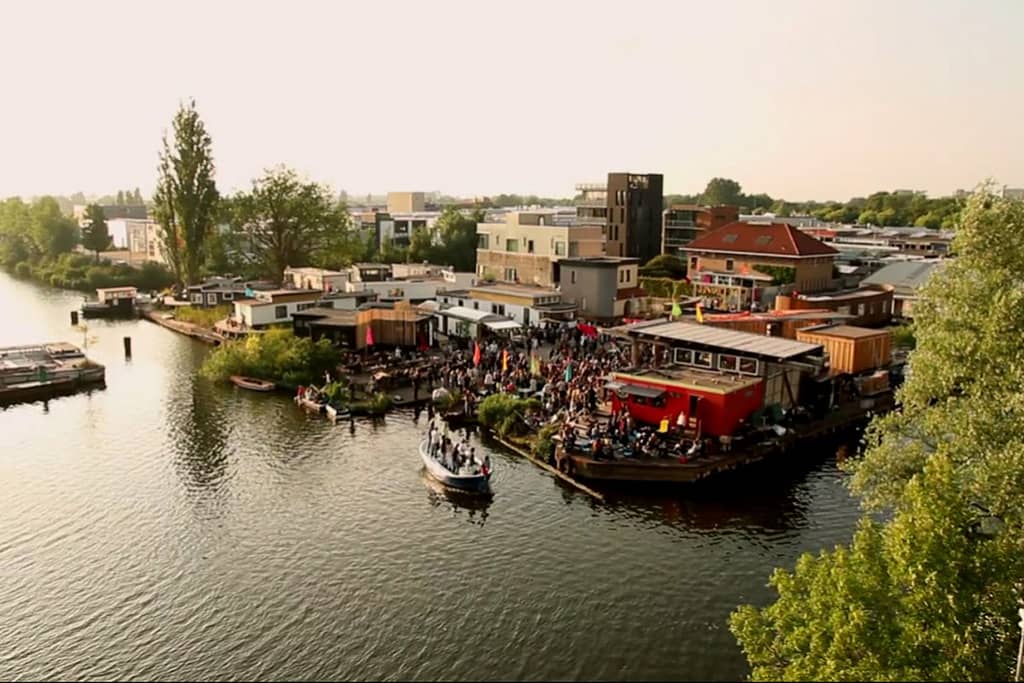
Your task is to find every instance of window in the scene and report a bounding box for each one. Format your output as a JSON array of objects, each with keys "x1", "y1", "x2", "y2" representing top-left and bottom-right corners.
[
  {"x1": 725, "y1": 259, "x2": 735, "y2": 272},
  {"x1": 718, "y1": 354, "x2": 739, "y2": 372},
  {"x1": 619, "y1": 208, "x2": 624, "y2": 223},
  {"x1": 274, "y1": 305, "x2": 287, "y2": 319},
  {"x1": 473, "y1": 301, "x2": 479, "y2": 310},
  {"x1": 478, "y1": 235, "x2": 489, "y2": 249},
  {"x1": 619, "y1": 270, "x2": 624, "y2": 283},
  {"x1": 692, "y1": 351, "x2": 713, "y2": 369},
  {"x1": 739, "y1": 358, "x2": 759, "y2": 375},
  {"x1": 554, "y1": 241, "x2": 566, "y2": 256},
  {"x1": 673, "y1": 348, "x2": 694, "y2": 365},
  {"x1": 504, "y1": 267, "x2": 518, "y2": 281},
  {"x1": 206, "y1": 293, "x2": 218, "y2": 305},
  {"x1": 755, "y1": 235, "x2": 773, "y2": 246},
  {"x1": 722, "y1": 233, "x2": 739, "y2": 243},
  {"x1": 626, "y1": 269, "x2": 631, "y2": 283},
  {"x1": 492, "y1": 303, "x2": 506, "y2": 316},
  {"x1": 191, "y1": 293, "x2": 203, "y2": 304},
  {"x1": 505, "y1": 239, "x2": 519, "y2": 252},
  {"x1": 527, "y1": 240, "x2": 535, "y2": 254},
  {"x1": 223, "y1": 292, "x2": 234, "y2": 300},
  {"x1": 570, "y1": 270, "x2": 576, "y2": 284},
  {"x1": 568, "y1": 241, "x2": 579, "y2": 257},
  {"x1": 297, "y1": 302, "x2": 316, "y2": 311}
]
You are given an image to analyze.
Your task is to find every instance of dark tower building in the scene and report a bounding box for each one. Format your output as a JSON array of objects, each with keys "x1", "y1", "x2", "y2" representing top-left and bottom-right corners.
[{"x1": 604, "y1": 172, "x2": 664, "y2": 264}]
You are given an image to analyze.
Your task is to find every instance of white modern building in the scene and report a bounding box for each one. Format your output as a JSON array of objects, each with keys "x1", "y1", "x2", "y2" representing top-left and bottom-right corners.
[{"x1": 230, "y1": 289, "x2": 322, "y2": 329}]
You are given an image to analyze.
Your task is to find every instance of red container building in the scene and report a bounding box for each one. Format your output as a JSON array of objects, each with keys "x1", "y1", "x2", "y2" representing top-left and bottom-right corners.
[{"x1": 606, "y1": 368, "x2": 765, "y2": 437}]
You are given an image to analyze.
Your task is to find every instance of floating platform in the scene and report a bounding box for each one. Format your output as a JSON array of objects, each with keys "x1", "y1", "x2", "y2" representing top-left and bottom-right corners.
[
  {"x1": 556, "y1": 393, "x2": 895, "y2": 484},
  {"x1": 0, "y1": 343, "x2": 106, "y2": 406}
]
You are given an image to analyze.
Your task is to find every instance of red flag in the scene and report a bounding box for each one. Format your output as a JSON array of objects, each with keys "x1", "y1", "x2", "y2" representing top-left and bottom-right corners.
[
  {"x1": 472, "y1": 340, "x2": 481, "y2": 367},
  {"x1": 418, "y1": 332, "x2": 428, "y2": 352},
  {"x1": 365, "y1": 326, "x2": 375, "y2": 346}
]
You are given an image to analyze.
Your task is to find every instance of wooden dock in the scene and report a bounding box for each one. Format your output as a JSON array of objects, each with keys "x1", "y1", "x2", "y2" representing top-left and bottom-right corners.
[{"x1": 141, "y1": 310, "x2": 225, "y2": 345}]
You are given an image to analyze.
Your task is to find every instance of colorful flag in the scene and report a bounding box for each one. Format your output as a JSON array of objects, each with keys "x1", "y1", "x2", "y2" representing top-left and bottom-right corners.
[
  {"x1": 695, "y1": 303, "x2": 704, "y2": 324},
  {"x1": 365, "y1": 325, "x2": 375, "y2": 346},
  {"x1": 501, "y1": 348, "x2": 508, "y2": 372},
  {"x1": 472, "y1": 340, "x2": 481, "y2": 367},
  {"x1": 671, "y1": 301, "x2": 682, "y2": 318}
]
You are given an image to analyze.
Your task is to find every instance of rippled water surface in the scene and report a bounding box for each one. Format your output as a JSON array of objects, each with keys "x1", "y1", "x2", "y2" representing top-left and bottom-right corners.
[{"x1": 0, "y1": 272, "x2": 861, "y2": 681}]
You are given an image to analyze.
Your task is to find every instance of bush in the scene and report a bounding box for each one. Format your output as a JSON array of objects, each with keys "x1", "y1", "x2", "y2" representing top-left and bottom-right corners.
[
  {"x1": 14, "y1": 262, "x2": 32, "y2": 278},
  {"x1": 532, "y1": 423, "x2": 559, "y2": 461},
  {"x1": 892, "y1": 324, "x2": 916, "y2": 349},
  {"x1": 200, "y1": 328, "x2": 342, "y2": 386},
  {"x1": 477, "y1": 393, "x2": 541, "y2": 437},
  {"x1": 174, "y1": 305, "x2": 231, "y2": 328},
  {"x1": 639, "y1": 276, "x2": 691, "y2": 300}
]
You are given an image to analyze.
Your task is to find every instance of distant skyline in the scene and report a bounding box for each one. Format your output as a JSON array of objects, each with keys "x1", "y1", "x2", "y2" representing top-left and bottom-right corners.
[{"x1": 2, "y1": 0, "x2": 1022, "y2": 202}]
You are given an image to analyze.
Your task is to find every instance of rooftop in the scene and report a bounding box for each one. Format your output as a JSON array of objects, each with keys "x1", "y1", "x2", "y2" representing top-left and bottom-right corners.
[
  {"x1": 610, "y1": 368, "x2": 762, "y2": 396},
  {"x1": 470, "y1": 283, "x2": 562, "y2": 299},
  {"x1": 861, "y1": 261, "x2": 943, "y2": 292},
  {"x1": 560, "y1": 256, "x2": 641, "y2": 267},
  {"x1": 684, "y1": 221, "x2": 839, "y2": 257},
  {"x1": 614, "y1": 320, "x2": 824, "y2": 361},
  {"x1": 353, "y1": 262, "x2": 392, "y2": 269},
  {"x1": 798, "y1": 324, "x2": 890, "y2": 340}
]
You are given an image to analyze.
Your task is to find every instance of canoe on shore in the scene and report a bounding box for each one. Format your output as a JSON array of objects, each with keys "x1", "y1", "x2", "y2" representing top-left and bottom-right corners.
[{"x1": 229, "y1": 375, "x2": 276, "y2": 392}]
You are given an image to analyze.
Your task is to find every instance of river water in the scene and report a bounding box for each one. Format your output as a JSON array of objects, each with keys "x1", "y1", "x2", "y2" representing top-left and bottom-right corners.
[{"x1": 0, "y1": 271, "x2": 861, "y2": 681}]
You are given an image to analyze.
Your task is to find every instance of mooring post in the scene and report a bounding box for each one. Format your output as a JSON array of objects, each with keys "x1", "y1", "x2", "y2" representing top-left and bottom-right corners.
[{"x1": 123, "y1": 336, "x2": 132, "y2": 358}]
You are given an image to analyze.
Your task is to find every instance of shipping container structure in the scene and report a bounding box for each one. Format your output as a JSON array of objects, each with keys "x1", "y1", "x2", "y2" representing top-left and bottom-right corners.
[
  {"x1": 606, "y1": 368, "x2": 765, "y2": 437},
  {"x1": 796, "y1": 324, "x2": 892, "y2": 375}
]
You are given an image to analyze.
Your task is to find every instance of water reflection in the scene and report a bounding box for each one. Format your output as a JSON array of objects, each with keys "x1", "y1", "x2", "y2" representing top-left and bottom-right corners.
[
  {"x1": 165, "y1": 351, "x2": 232, "y2": 514},
  {"x1": 420, "y1": 471, "x2": 492, "y2": 526}
]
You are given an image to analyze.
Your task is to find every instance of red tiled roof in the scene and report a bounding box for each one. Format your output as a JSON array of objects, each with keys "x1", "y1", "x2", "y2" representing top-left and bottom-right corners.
[{"x1": 682, "y1": 221, "x2": 838, "y2": 257}]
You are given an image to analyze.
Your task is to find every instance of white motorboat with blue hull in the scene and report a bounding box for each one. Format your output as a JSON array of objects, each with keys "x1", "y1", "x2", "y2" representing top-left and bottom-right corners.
[{"x1": 419, "y1": 439, "x2": 491, "y2": 493}]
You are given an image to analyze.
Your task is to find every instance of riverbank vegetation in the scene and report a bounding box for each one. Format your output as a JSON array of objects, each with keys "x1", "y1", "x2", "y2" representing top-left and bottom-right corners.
[
  {"x1": 730, "y1": 187, "x2": 1024, "y2": 681},
  {"x1": 477, "y1": 394, "x2": 541, "y2": 437},
  {"x1": 200, "y1": 328, "x2": 340, "y2": 386},
  {"x1": 173, "y1": 305, "x2": 231, "y2": 328}
]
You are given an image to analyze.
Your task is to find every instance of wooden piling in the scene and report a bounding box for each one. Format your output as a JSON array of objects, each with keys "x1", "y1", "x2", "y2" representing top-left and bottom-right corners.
[{"x1": 493, "y1": 434, "x2": 606, "y2": 503}]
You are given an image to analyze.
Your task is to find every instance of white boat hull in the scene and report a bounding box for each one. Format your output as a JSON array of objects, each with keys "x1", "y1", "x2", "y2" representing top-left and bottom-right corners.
[{"x1": 419, "y1": 439, "x2": 491, "y2": 493}]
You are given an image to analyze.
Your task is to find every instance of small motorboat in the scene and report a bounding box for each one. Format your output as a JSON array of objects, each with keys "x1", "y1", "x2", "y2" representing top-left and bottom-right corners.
[
  {"x1": 419, "y1": 438, "x2": 491, "y2": 493},
  {"x1": 230, "y1": 375, "x2": 276, "y2": 392},
  {"x1": 294, "y1": 387, "x2": 326, "y2": 413}
]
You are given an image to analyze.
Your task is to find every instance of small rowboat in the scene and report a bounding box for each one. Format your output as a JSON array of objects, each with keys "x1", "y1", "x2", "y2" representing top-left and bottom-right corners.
[
  {"x1": 419, "y1": 438, "x2": 491, "y2": 493},
  {"x1": 230, "y1": 375, "x2": 276, "y2": 392},
  {"x1": 325, "y1": 403, "x2": 351, "y2": 422}
]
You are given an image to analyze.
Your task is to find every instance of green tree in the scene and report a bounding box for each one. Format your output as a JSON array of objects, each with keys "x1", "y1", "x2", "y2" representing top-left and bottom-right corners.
[
  {"x1": 132, "y1": 187, "x2": 144, "y2": 205},
  {"x1": 69, "y1": 191, "x2": 87, "y2": 206},
  {"x1": 116, "y1": 190, "x2": 125, "y2": 205},
  {"x1": 732, "y1": 188, "x2": 1024, "y2": 681},
  {"x1": 230, "y1": 166, "x2": 351, "y2": 284},
  {"x1": 914, "y1": 212, "x2": 942, "y2": 229},
  {"x1": 153, "y1": 99, "x2": 220, "y2": 287},
  {"x1": 427, "y1": 207, "x2": 480, "y2": 271},
  {"x1": 857, "y1": 209, "x2": 879, "y2": 225},
  {"x1": 30, "y1": 197, "x2": 78, "y2": 257},
  {"x1": 81, "y1": 204, "x2": 111, "y2": 261},
  {"x1": 701, "y1": 177, "x2": 744, "y2": 206},
  {"x1": 639, "y1": 254, "x2": 686, "y2": 279}
]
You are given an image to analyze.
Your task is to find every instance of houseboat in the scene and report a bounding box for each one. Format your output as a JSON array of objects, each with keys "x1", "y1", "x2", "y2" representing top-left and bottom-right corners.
[
  {"x1": 81, "y1": 287, "x2": 138, "y2": 318},
  {"x1": 0, "y1": 343, "x2": 106, "y2": 406},
  {"x1": 555, "y1": 320, "x2": 896, "y2": 483}
]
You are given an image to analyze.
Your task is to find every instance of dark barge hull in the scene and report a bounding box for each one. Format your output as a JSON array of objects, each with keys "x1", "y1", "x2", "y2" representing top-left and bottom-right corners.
[{"x1": 0, "y1": 367, "x2": 106, "y2": 407}]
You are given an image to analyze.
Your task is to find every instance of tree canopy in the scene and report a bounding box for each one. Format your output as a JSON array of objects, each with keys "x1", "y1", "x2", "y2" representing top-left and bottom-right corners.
[
  {"x1": 730, "y1": 187, "x2": 1024, "y2": 681},
  {"x1": 407, "y1": 206, "x2": 481, "y2": 272},
  {"x1": 228, "y1": 166, "x2": 353, "y2": 284},
  {"x1": 153, "y1": 99, "x2": 220, "y2": 286},
  {"x1": 81, "y1": 204, "x2": 111, "y2": 260}
]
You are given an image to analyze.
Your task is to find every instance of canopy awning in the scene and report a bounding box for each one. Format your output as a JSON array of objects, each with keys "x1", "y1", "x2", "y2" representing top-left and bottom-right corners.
[
  {"x1": 484, "y1": 319, "x2": 521, "y2": 331},
  {"x1": 616, "y1": 383, "x2": 666, "y2": 399}
]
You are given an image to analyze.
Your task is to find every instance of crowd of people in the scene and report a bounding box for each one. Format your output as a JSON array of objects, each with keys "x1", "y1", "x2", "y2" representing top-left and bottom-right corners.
[{"x1": 426, "y1": 417, "x2": 491, "y2": 476}]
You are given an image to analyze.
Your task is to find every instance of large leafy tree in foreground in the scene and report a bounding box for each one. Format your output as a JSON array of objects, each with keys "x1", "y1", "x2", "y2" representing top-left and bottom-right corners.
[
  {"x1": 731, "y1": 186, "x2": 1024, "y2": 681},
  {"x1": 153, "y1": 99, "x2": 219, "y2": 287},
  {"x1": 229, "y1": 166, "x2": 352, "y2": 284}
]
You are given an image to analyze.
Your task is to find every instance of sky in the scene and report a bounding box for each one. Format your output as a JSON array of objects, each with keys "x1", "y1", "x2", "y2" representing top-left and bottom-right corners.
[{"x1": 1, "y1": 0, "x2": 1022, "y2": 202}]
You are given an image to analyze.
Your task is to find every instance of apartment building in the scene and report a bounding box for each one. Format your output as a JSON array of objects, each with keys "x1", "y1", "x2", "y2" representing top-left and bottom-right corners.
[
  {"x1": 661, "y1": 205, "x2": 740, "y2": 258},
  {"x1": 475, "y1": 210, "x2": 604, "y2": 287}
]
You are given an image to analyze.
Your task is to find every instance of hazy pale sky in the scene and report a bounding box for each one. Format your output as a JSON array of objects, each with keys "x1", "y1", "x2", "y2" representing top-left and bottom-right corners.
[{"x1": 2, "y1": 0, "x2": 1022, "y2": 201}]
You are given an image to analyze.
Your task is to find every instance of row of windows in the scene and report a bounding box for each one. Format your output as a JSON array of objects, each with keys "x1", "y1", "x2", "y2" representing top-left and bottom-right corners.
[
  {"x1": 618, "y1": 269, "x2": 632, "y2": 284},
  {"x1": 673, "y1": 348, "x2": 760, "y2": 376}
]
